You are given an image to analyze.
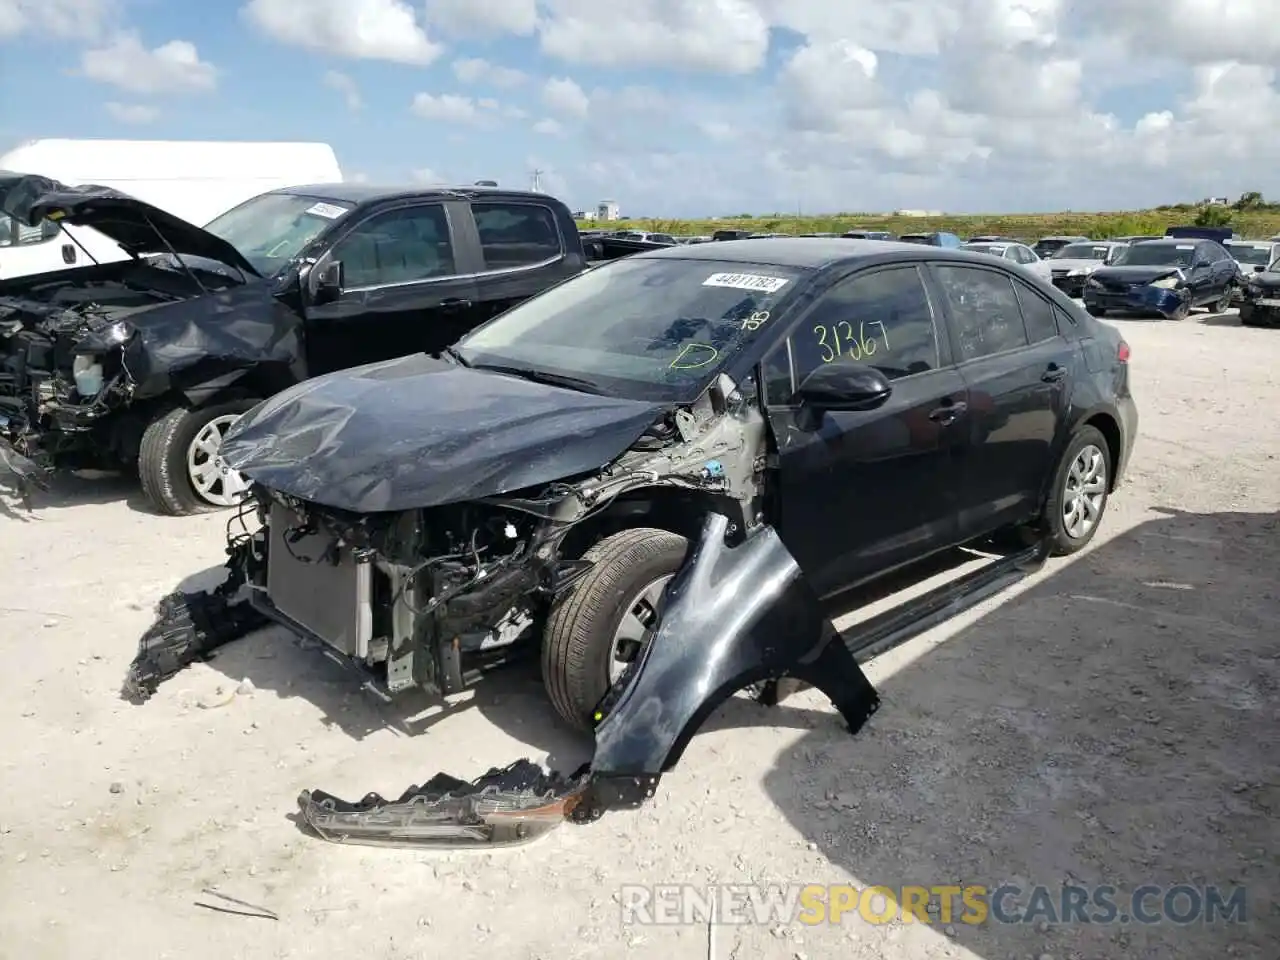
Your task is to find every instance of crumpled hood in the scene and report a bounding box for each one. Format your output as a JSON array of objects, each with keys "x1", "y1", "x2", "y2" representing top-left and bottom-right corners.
[
  {"x1": 1248, "y1": 269, "x2": 1280, "y2": 288},
  {"x1": 0, "y1": 172, "x2": 260, "y2": 278},
  {"x1": 220, "y1": 353, "x2": 666, "y2": 513},
  {"x1": 1091, "y1": 265, "x2": 1184, "y2": 285}
]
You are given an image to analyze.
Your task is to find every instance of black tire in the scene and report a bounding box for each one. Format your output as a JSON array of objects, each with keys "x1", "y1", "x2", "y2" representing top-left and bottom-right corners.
[
  {"x1": 1085, "y1": 305, "x2": 1106, "y2": 317},
  {"x1": 1238, "y1": 303, "x2": 1255, "y2": 326},
  {"x1": 542, "y1": 527, "x2": 689, "y2": 731},
  {"x1": 137, "y1": 398, "x2": 260, "y2": 516},
  {"x1": 1211, "y1": 287, "x2": 1232, "y2": 313},
  {"x1": 1041, "y1": 425, "x2": 1112, "y2": 556},
  {"x1": 1169, "y1": 299, "x2": 1191, "y2": 321}
]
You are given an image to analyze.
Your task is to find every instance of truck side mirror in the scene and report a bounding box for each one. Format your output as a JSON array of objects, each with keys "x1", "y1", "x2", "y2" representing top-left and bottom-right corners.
[{"x1": 311, "y1": 260, "x2": 343, "y2": 305}]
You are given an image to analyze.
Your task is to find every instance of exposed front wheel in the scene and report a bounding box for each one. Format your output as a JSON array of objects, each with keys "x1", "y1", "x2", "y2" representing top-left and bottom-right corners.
[
  {"x1": 138, "y1": 399, "x2": 260, "y2": 516},
  {"x1": 1042, "y1": 426, "x2": 1112, "y2": 556},
  {"x1": 542, "y1": 527, "x2": 689, "y2": 731}
]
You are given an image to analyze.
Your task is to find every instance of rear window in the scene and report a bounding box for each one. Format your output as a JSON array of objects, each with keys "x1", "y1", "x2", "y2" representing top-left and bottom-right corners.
[{"x1": 473, "y1": 202, "x2": 561, "y2": 270}]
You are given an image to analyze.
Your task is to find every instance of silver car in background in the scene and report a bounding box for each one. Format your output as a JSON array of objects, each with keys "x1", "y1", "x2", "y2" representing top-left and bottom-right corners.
[
  {"x1": 1046, "y1": 240, "x2": 1130, "y2": 298},
  {"x1": 1224, "y1": 239, "x2": 1280, "y2": 298},
  {"x1": 958, "y1": 240, "x2": 1054, "y2": 282}
]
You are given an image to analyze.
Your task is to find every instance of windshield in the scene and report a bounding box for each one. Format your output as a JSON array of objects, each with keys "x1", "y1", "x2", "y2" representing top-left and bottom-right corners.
[
  {"x1": 203, "y1": 193, "x2": 354, "y2": 275},
  {"x1": 1227, "y1": 244, "x2": 1273, "y2": 265},
  {"x1": 455, "y1": 256, "x2": 807, "y2": 403},
  {"x1": 1114, "y1": 243, "x2": 1194, "y2": 267},
  {"x1": 1055, "y1": 243, "x2": 1111, "y2": 260}
]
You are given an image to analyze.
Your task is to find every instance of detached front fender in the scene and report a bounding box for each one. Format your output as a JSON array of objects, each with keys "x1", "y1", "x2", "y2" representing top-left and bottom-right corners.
[{"x1": 589, "y1": 512, "x2": 881, "y2": 781}]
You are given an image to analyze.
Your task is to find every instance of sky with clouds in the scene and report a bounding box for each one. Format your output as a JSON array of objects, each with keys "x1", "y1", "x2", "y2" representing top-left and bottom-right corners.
[{"x1": 1, "y1": 0, "x2": 1279, "y2": 217}]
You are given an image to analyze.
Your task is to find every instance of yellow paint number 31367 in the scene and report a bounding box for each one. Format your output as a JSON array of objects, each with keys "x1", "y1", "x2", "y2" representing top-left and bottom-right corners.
[{"x1": 814, "y1": 320, "x2": 890, "y2": 363}]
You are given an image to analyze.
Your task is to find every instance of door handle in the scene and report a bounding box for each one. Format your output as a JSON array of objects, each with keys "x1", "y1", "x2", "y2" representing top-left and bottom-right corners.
[
  {"x1": 1041, "y1": 364, "x2": 1066, "y2": 382},
  {"x1": 928, "y1": 400, "x2": 967, "y2": 423},
  {"x1": 440, "y1": 298, "x2": 472, "y2": 310}
]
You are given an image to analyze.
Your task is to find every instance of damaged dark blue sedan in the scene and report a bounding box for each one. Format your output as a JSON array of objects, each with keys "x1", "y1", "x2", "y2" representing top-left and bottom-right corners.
[
  {"x1": 126, "y1": 238, "x2": 1139, "y2": 847},
  {"x1": 1083, "y1": 237, "x2": 1238, "y2": 320}
]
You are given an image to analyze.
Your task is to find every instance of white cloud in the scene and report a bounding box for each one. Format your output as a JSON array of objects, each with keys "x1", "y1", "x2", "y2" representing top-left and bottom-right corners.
[
  {"x1": 452, "y1": 57, "x2": 528, "y2": 88},
  {"x1": 0, "y1": 0, "x2": 112, "y2": 39},
  {"x1": 538, "y1": 0, "x2": 770, "y2": 73},
  {"x1": 542, "y1": 76, "x2": 589, "y2": 117},
  {"x1": 80, "y1": 33, "x2": 217, "y2": 95},
  {"x1": 323, "y1": 70, "x2": 362, "y2": 110},
  {"x1": 241, "y1": 0, "x2": 441, "y2": 65},
  {"x1": 104, "y1": 102, "x2": 159, "y2": 124},
  {"x1": 533, "y1": 118, "x2": 564, "y2": 135},
  {"x1": 410, "y1": 93, "x2": 491, "y2": 125},
  {"x1": 425, "y1": 0, "x2": 537, "y2": 36}
]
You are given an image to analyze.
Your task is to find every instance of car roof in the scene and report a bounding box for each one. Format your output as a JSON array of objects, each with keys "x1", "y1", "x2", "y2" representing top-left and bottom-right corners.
[
  {"x1": 1139, "y1": 237, "x2": 1205, "y2": 247},
  {"x1": 267, "y1": 182, "x2": 550, "y2": 205},
  {"x1": 627, "y1": 236, "x2": 1036, "y2": 270}
]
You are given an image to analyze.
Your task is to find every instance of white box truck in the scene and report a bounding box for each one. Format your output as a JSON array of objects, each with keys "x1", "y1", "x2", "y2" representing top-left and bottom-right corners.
[{"x1": 0, "y1": 139, "x2": 342, "y2": 278}]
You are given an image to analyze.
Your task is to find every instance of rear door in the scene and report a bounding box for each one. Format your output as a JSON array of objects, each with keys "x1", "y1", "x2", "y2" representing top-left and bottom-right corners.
[
  {"x1": 761, "y1": 264, "x2": 970, "y2": 596},
  {"x1": 302, "y1": 200, "x2": 478, "y2": 374},
  {"x1": 461, "y1": 198, "x2": 583, "y2": 326},
  {"x1": 926, "y1": 262, "x2": 1074, "y2": 539}
]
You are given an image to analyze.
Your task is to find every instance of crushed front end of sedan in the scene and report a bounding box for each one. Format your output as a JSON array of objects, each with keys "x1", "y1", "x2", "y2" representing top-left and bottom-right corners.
[
  {"x1": 0, "y1": 174, "x2": 301, "y2": 509},
  {"x1": 124, "y1": 353, "x2": 883, "y2": 845}
]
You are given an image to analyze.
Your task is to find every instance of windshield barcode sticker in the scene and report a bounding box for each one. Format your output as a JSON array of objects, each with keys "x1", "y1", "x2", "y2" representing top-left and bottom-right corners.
[
  {"x1": 703, "y1": 272, "x2": 790, "y2": 293},
  {"x1": 305, "y1": 202, "x2": 347, "y2": 219}
]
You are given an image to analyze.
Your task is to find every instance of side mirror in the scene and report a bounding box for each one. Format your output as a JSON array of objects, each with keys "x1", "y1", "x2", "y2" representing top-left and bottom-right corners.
[
  {"x1": 795, "y1": 363, "x2": 892, "y2": 412},
  {"x1": 310, "y1": 260, "x2": 343, "y2": 304}
]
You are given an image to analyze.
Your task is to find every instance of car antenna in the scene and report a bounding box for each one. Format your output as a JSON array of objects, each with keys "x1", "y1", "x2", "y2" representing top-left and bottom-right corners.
[{"x1": 140, "y1": 210, "x2": 208, "y2": 295}]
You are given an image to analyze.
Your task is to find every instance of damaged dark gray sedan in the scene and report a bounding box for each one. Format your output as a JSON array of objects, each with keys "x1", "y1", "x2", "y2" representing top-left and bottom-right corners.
[{"x1": 127, "y1": 238, "x2": 1138, "y2": 846}]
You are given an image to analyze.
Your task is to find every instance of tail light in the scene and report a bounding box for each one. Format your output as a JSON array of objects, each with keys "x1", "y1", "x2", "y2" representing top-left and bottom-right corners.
[{"x1": 1117, "y1": 340, "x2": 1130, "y2": 363}]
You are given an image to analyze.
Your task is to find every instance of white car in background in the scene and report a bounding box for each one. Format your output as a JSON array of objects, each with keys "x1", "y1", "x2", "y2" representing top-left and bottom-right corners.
[
  {"x1": 1045, "y1": 240, "x2": 1131, "y2": 298},
  {"x1": 1223, "y1": 239, "x2": 1280, "y2": 296},
  {"x1": 958, "y1": 240, "x2": 1054, "y2": 282}
]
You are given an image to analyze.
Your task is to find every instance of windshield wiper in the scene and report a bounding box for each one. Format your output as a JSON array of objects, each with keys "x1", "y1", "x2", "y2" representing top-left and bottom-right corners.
[
  {"x1": 441, "y1": 345, "x2": 470, "y2": 367},
  {"x1": 472, "y1": 363, "x2": 603, "y2": 395}
]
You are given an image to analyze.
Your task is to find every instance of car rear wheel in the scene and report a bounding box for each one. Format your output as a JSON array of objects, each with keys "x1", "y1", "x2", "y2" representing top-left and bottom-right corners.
[
  {"x1": 542, "y1": 527, "x2": 689, "y2": 731},
  {"x1": 138, "y1": 399, "x2": 260, "y2": 516},
  {"x1": 1042, "y1": 425, "x2": 1112, "y2": 556},
  {"x1": 1211, "y1": 287, "x2": 1233, "y2": 313}
]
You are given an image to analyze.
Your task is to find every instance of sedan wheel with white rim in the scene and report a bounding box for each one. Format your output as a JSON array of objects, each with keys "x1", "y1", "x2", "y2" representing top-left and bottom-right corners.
[
  {"x1": 607, "y1": 573, "x2": 673, "y2": 685},
  {"x1": 186, "y1": 414, "x2": 250, "y2": 507},
  {"x1": 542, "y1": 527, "x2": 690, "y2": 731},
  {"x1": 1041, "y1": 424, "x2": 1113, "y2": 556},
  {"x1": 138, "y1": 397, "x2": 263, "y2": 516},
  {"x1": 1061, "y1": 443, "x2": 1107, "y2": 540}
]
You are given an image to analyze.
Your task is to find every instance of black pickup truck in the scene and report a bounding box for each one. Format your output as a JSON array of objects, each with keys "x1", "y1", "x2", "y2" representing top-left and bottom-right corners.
[{"x1": 0, "y1": 177, "x2": 655, "y2": 514}]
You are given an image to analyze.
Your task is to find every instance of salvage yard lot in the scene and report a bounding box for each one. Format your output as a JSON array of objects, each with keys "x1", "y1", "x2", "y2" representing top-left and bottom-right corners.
[{"x1": 1, "y1": 311, "x2": 1276, "y2": 960}]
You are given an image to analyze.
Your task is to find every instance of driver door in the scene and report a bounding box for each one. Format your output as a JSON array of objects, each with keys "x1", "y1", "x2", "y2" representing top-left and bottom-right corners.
[
  {"x1": 761, "y1": 264, "x2": 970, "y2": 598},
  {"x1": 302, "y1": 201, "x2": 479, "y2": 376}
]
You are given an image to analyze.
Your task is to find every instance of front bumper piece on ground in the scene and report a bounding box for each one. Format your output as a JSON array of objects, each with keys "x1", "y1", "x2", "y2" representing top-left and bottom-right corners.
[
  {"x1": 126, "y1": 512, "x2": 1050, "y2": 849},
  {"x1": 0, "y1": 435, "x2": 50, "y2": 506}
]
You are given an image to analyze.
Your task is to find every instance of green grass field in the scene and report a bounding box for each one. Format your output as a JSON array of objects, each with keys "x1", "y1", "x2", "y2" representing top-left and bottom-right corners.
[{"x1": 577, "y1": 205, "x2": 1280, "y2": 241}]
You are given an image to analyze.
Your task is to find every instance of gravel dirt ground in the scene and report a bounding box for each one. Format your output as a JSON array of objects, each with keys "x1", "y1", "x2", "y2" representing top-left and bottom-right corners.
[{"x1": 1, "y1": 308, "x2": 1276, "y2": 960}]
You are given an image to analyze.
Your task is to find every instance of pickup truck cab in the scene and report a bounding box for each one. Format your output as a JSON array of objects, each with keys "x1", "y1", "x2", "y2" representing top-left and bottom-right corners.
[{"x1": 0, "y1": 177, "x2": 651, "y2": 514}]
